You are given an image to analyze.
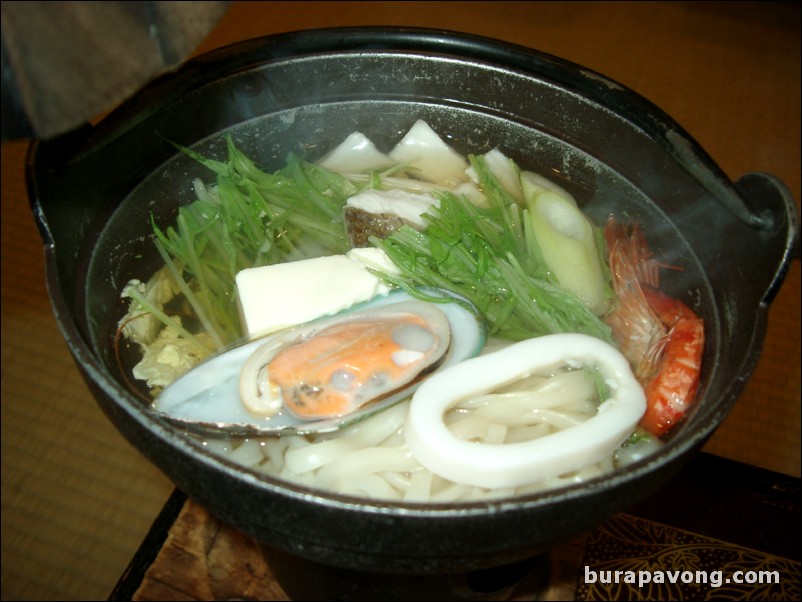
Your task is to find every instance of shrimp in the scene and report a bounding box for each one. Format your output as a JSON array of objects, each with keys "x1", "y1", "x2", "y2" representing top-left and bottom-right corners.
[
  {"x1": 639, "y1": 286, "x2": 704, "y2": 436},
  {"x1": 604, "y1": 218, "x2": 704, "y2": 437}
]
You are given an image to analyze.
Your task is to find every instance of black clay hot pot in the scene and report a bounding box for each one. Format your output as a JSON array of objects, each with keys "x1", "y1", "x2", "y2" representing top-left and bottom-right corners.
[{"x1": 27, "y1": 28, "x2": 798, "y2": 599}]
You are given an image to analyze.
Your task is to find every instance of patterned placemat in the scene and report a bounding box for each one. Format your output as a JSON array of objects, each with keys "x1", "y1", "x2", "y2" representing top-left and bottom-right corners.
[{"x1": 577, "y1": 513, "x2": 800, "y2": 601}]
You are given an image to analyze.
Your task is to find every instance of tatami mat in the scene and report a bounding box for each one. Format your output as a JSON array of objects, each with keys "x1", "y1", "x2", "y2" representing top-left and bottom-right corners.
[
  {"x1": 1, "y1": 139, "x2": 175, "y2": 600},
  {"x1": 2, "y1": 3, "x2": 800, "y2": 601}
]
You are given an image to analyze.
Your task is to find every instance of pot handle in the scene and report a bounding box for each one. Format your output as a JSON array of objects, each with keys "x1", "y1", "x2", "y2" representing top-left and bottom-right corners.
[{"x1": 732, "y1": 172, "x2": 800, "y2": 306}]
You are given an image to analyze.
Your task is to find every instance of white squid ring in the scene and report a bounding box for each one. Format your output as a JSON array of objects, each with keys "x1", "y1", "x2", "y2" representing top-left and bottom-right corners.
[{"x1": 404, "y1": 333, "x2": 646, "y2": 489}]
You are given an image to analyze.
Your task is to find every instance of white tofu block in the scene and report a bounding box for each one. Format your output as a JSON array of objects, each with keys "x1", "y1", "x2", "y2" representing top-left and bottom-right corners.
[{"x1": 236, "y1": 255, "x2": 393, "y2": 339}]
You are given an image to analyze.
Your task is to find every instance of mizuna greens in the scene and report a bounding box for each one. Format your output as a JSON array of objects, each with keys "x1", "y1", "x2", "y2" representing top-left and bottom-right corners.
[
  {"x1": 146, "y1": 137, "x2": 359, "y2": 348},
  {"x1": 373, "y1": 154, "x2": 612, "y2": 342},
  {"x1": 130, "y1": 134, "x2": 613, "y2": 355}
]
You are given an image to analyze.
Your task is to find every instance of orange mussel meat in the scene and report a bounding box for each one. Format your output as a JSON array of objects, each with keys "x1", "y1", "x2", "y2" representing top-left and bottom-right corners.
[{"x1": 269, "y1": 315, "x2": 444, "y2": 420}]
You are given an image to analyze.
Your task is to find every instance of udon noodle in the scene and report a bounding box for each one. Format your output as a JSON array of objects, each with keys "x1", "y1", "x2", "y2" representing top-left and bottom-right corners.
[{"x1": 202, "y1": 341, "x2": 630, "y2": 501}]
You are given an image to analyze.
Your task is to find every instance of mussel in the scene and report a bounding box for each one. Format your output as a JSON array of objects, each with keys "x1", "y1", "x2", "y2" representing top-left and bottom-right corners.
[{"x1": 153, "y1": 289, "x2": 486, "y2": 437}]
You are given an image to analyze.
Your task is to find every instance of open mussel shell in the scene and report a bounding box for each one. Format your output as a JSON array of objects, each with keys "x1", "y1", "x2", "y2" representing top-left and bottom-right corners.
[{"x1": 153, "y1": 288, "x2": 486, "y2": 437}]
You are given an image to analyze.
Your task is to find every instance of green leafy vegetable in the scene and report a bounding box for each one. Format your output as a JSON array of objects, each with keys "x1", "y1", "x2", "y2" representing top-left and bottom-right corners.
[
  {"x1": 145, "y1": 136, "x2": 612, "y2": 353},
  {"x1": 373, "y1": 155, "x2": 613, "y2": 342},
  {"x1": 152, "y1": 136, "x2": 360, "y2": 347}
]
